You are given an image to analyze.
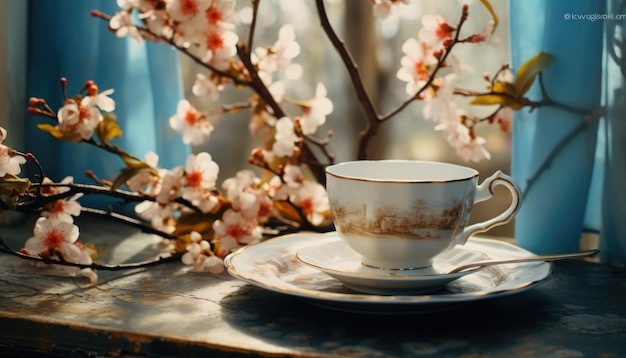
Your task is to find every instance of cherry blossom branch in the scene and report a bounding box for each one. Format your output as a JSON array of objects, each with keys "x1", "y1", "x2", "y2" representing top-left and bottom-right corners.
[
  {"x1": 247, "y1": 0, "x2": 261, "y2": 50},
  {"x1": 316, "y1": 1, "x2": 470, "y2": 159},
  {"x1": 521, "y1": 114, "x2": 600, "y2": 200},
  {"x1": 14, "y1": 178, "x2": 204, "y2": 219},
  {"x1": 314, "y1": 0, "x2": 380, "y2": 160},
  {"x1": 94, "y1": 9, "x2": 333, "y2": 184},
  {"x1": 79, "y1": 207, "x2": 178, "y2": 240},
  {"x1": 236, "y1": 44, "x2": 286, "y2": 118},
  {"x1": 533, "y1": 73, "x2": 590, "y2": 116},
  {"x1": 380, "y1": 8, "x2": 468, "y2": 120},
  {"x1": 91, "y1": 10, "x2": 253, "y2": 87},
  {"x1": 0, "y1": 237, "x2": 181, "y2": 271},
  {"x1": 302, "y1": 132, "x2": 335, "y2": 167},
  {"x1": 453, "y1": 80, "x2": 590, "y2": 118},
  {"x1": 519, "y1": 74, "x2": 604, "y2": 199},
  {"x1": 206, "y1": 102, "x2": 253, "y2": 117}
]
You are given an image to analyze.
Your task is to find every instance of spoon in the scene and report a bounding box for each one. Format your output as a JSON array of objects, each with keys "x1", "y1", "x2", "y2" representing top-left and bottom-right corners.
[{"x1": 448, "y1": 248, "x2": 600, "y2": 274}]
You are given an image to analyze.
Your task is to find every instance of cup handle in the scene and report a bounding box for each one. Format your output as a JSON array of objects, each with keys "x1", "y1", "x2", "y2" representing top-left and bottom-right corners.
[{"x1": 456, "y1": 170, "x2": 521, "y2": 245}]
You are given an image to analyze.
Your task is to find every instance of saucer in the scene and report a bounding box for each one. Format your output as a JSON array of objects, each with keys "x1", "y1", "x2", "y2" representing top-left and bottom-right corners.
[
  {"x1": 295, "y1": 238, "x2": 486, "y2": 295},
  {"x1": 225, "y1": 232, "x2": 553, "y2": 315}
]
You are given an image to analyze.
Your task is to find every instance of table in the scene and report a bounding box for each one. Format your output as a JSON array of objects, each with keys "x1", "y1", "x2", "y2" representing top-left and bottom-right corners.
[{"x1": 1, "y1": 216, "x2": 625, "y2": 357}]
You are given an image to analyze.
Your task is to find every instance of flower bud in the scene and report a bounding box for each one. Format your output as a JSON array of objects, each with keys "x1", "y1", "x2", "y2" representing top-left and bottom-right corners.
[{"x1": 27, "y1": 107, "x2": 41, "y2": 115}]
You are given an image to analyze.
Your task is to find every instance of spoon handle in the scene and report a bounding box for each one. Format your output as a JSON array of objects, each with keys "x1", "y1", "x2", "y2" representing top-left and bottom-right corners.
[{"x1": 448, "y1": 249, "x2": 600, "y2": 274}]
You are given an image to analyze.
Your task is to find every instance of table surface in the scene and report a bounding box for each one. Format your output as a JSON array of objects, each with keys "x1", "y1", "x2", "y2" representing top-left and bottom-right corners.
[{"x1": 0, "y1": 215, "x2": 625, "y2": 358}]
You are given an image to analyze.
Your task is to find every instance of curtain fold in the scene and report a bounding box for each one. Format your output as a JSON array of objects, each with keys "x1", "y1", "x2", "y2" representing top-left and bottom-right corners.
[
  {"x1": 25, "y1": 0, "x2": 189, "y2": 208},
  {"x1": 509, "y1": 0, "x2": 626, "y2": 264},
  {"x1": 601, "y1": 0, "x2": 626, "y2": 265},
  {"x1": 509, "y1": 0, "x2": 605, "y2": 254}
]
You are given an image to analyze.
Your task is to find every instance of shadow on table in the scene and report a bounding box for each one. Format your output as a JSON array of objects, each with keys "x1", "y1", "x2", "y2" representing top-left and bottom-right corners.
[{"x1": 219, "y1": 283, "x2": 554, "y2": 356}]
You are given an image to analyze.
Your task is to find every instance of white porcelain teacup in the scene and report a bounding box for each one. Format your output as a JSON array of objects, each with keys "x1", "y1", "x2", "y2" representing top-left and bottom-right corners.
[{"x1": 325, "y1": 160, "x2": 521, "y2": 270}]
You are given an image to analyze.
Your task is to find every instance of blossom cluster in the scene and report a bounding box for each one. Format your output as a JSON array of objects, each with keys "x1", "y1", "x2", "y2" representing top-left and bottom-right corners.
[
  {"x1": 395, "y1": 13, "x2": 510, "y2": 162},
  {"x1": 0, "y1": 0, "x2": 537, "y2": 282},
  {"x1": 20, "y1": 72, "x2": 332, "y2": 278}
]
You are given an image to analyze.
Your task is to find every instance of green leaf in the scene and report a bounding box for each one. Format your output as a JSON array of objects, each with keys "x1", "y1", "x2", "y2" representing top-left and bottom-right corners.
[
  {"x1": 96, "y1": 113, "x2": 123, "y2": 144},
  {"x1": 119, "y1": 152, "x2": 146, "y2": 168},
  {"x1": 0, "y1": 174, "x2": 31, "y2": 195},
  {"x1": 111, "y1": 156, "x2": 159, "y2": 190},
  {"x1": 111, "y1": 166, "x2": 152, "y2": 190},
  {"x1": 172, "y1": 211, "x2": 217, "y2": 239},
  {"x1": 515, "y1": 52, "x2": 555, "y2": 98},
  {"x1": 470, "y1": 94, "x2": 528, "y2": 110},
  {"x1": 492, "y1": 81, "x2": 516, "y2": 96},
  {"x1": 480, "y1": 0, "x2": 499, "y2": 33},
  {"x1": 0, "y1": 174, "x2": 31, "y2": 197},
  {"x1": 37, "y1": 124, "x2": 83, "y2": 142}
]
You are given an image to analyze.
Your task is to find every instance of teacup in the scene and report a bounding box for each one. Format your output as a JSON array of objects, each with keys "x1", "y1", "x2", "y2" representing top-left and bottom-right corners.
[{"x1": 325, "y1": 160, "x2": 521, "y2": 270}]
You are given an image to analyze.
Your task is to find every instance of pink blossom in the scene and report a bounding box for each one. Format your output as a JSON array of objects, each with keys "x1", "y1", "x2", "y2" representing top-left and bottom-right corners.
[
  {"x1": 181, "y1": 231, "x2": 224, "y2": 273},
  {"x1": 299, "y1": 83, "x2": 333, "y2": 135},
  {"x1": 204, "y1": 0, "x2": 236, "y2": 29},
  {"x1": 41, "y1": 194, "x2": 83, "y2": 223},
  {"x1": 434, "y1": 113, "x2": 471, "y2": 147},
  {"x1": 198, "y1": 29, "x2": 238, "y2": 70},
  {"x1": 396, "y1": 38, "x2": 438, "y2": 95},
  {"x1": 469, "y1": 21, "x2": 499, "y2": 45},
  {"x1": 57, "y1": 100, "x2": 103, "y2": 139},
  {"x1": 144, "y1": 8, "x2": 171, "y2": 38},
  {"x1": 192, "y1": 73, "x2": 223, "y2": 100},
  {"x1": 82, "y1": 88, "x2": 116, "y2": 112},
  {"x1": 0, "y1": 144, "x2": 26, "y2": 177},
  {"x1": 23, "y1": 217, "x2": 97, "y2": 282},
  {"x1": 0, "y1": 126, "x2": 6, "y2": 144},
  {"x1": 222, "y1": 170, "x2": 273, "y2": 220},
  {"x1": 26, "y1": 217, "x2": 79, "y2": 253},
  {"x1": 419, "y1": 14, "x2": 456, "y2": 48},
  {"x1": 133, "y1": 166, "x2": 183, "y2": 233},
  {"x1": 213, "y1": 209, "x2": 262, "y2": 245},
  {"x1": 255, "y1": 24, "x2": 300, "y2": 76},
  {"x1": 283, "y1": 164, "x2": 305, "y2": 186},
  {"x1": 455, "y1": 136, "x2": 491, "y2": 163},
  {"x1": 435, "y1": 116, "x2": 491, "y2": 163},
  {"x1": 183, "y1": 152, "x2": 218, "y2": 193},
  {"x1": 134, "y1": 200, "x2": 178, "y2": 234},
  {"x1": 493, "y1": 107, "x2": 513, "y2": 132},
  {"x1": 289, "y1": 182, "x2": 330, "y2": 226},
  {"x1": 166, "y1": 0, "x2": 211, "y2": 23},
  {"x1": 182, "y1": 152, "x2": 220, "y2": 213},
  {"x1": 109, "y1": 11, "x2": 143, "y2": 44},
  {"x1": 222, "y1": 170, "x2": 257, "y2": 208},
  {"x1": 371, "y1": 0, "x2": 410, "y2": 19},
  {"x1": 169, "y1": 99, "x2": 214, "y2": 145},
  {"x1": 126, "y1": 151, "x2": 160, "y2": 192},
  {"x1": 155, "y1": 166, "x2": 185, "y2": 205},
  {"x1": 272, "y1": 117, "x2": 297, "y2": 157},
  {"x1": 39, "y1": 176, "x2": 73, "y2": 196},
  {"x1": 423, "y1": 74, "x2": 457, "y2": 123},
  {"x1": 116, "y1": 0, "x2": 138, "y2": 10}
]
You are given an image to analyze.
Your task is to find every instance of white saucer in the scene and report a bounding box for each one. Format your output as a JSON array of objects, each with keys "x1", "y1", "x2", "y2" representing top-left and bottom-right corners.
[
  {"x1": 295, "y1": 238, "x2": 485, "y2": 295},
  {"x1": 225, "y1": 232, "x2": 553, "y2": 314}
]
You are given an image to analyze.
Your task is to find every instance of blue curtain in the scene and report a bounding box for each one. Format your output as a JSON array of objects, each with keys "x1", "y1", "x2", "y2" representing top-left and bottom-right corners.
[
  {"x1": 601, "y1": 0, "x2": 626, "y2": 265},
  {"x1": 26, "y1": 0, "x2": 189, "y2": 208},
  {"x1": 509, "y1": 0, "x2": 626, "y2": 264}
]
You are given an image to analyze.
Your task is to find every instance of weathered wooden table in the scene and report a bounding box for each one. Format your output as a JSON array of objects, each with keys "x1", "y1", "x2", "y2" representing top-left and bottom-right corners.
[{"x1": 1, "y1": 215, "x2": 625, "y2": 357}]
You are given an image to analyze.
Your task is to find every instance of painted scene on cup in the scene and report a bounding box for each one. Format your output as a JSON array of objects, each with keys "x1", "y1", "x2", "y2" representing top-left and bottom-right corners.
[{"x1": 330, "y1": 198, "x2": 466, "y2": 240}]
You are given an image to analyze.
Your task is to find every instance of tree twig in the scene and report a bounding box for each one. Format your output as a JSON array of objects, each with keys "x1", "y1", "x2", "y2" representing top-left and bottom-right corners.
[{"x1": 0, "y1": 237, "x2": 180, "y2": 271}]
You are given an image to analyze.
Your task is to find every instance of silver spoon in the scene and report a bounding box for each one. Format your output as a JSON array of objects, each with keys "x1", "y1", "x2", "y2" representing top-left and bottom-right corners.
[{"x1": 448, "y1": 249, "x2": 600, "y2": 274}]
